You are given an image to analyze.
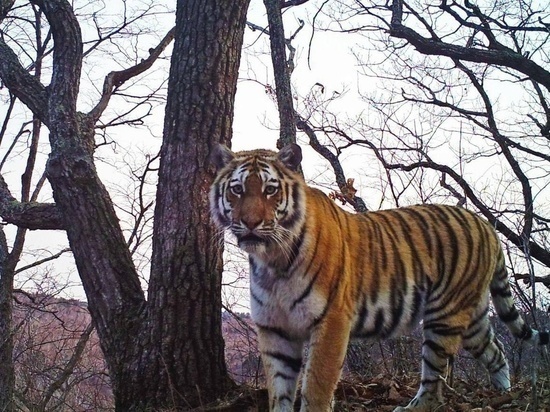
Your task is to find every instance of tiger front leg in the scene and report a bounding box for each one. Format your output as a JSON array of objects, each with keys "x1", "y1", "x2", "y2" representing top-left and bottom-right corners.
[
  {"x1": 300, "y1": 312, "x2": 351, "y2": 412},
  {"x1": 258, "y1": 328, "x2": 304, "y2": 412}
]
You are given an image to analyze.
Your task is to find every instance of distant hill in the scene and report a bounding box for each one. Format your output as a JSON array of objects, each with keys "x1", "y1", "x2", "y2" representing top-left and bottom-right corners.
[{"x1": 11, "y1": 294, "x2": 550, "y2": 411}]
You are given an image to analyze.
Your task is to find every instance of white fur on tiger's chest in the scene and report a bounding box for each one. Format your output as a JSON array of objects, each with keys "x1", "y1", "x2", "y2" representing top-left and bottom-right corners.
[{"x1": 249, "y1": 262, "x2": 327, "y2": 341}]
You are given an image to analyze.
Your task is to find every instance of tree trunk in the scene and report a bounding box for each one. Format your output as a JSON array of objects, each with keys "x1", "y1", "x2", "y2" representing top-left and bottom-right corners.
[
  {"x1": 136, "y1": 0, "x2": 250, "y2": 408},
  {"x1": 0, "y1": 228, "x2": 14, "y2": 412},
  {"x1": 264, "y1": 0, "x2": 297, "y2": 148}
]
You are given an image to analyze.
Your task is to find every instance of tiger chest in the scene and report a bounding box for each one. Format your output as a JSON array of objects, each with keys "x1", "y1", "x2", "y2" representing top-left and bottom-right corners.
[{"x1": 249, "y1": 263, "x2": 327, "y2": 340}]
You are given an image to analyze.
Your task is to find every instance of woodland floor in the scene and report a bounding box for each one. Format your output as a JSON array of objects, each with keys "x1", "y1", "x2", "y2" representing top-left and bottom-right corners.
[{"x1": 204, "y1": 375, "x2": 550, "y2": 411}]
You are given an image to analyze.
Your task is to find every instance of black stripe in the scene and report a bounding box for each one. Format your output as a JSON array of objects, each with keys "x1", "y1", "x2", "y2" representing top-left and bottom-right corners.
[
  {"x1": 251, "y1": 290, "x2": 264, "y2": 306},
  {"x1": 490, "y1": 284, "x2": 512, "y2": 297},
  {"x1": 385, "y1": 277, "x2": 405, "y2": 338},
  {"x1": 291, "y1": 266, "x2": 321, "y2": 309},
  {"x1": 352, "y1": 301, "x2": 368, "y2": 336},
  {"x1": 463, "y1": 307, "x2": 489, "y2": 340},
  {"x1": 367, "y1": 218, "x2": 384, "y2": 303},
  {"x1": 485, "y1": 346, "x2": 503, "y2": 371},
  {"x1": 295, "y1": 220, "x2": 322, "y2": 279},
  {"x1": 238, "y1": 160, "x2": 254, "y2": 170},
  {"x1": 409, "y1": 284, "x2": 425, "y2": 327},
  {"x1": 286, "y1": 226, "x2": 305, "y2": 271},
  {"x1": 423, "y1": 339, "x2": 447, "y2": 357},
  {"x1": 280, "y1": 182, "x2": 303, "y2": 229},
  {"x1": 468, "y1": 329, "x2": 492, "y2": 358},
  {"x1": 499, "y1": 308, "x2": 519, "y2": 323},
  {"x1": 489, "y1": 361, "x2": 507, "y2": 374},
  {"x1": 279, "y1": 181, "x2": 290, "y2": 215},
  {"x1": 257, "y1": 324, "x2": 294, "y2": 341},
  {"x1": 264, "y1": 351, "x2": 302, "y2": 373},
  {"x1": 309, "y1": 275, "x2": 343, "y2": 330},
  {"x1": 422, "y1": 355, "x2": 444, "y2": 373},
  {"x1": 392, "y1": 211, "x2": 425, "y2": 279},
  {"x1": 277, "y1": 395, "x2": 293, "y2": 404},
  {"x1": 423, "y1": 323, "x2": 464, "y2": 336},
  {"x1": 274, "y1": 372, "x2": 296, "y2": 381},
  {"x1": 445, "y1": 206, "x2": 478, "y2": 281},
  {"x1": 256, "y1": 160, "x2": 271, "y2": 171},
  {"x1": 428, "y1": 206, "x2": 460, "y2": 296},
  {"x1": 401, "y1": 208, "x2": 436, "y2": 284},
  {"x1": 355, "y1": 309, "x2": 384, "y2": 338},
  {"x1": 518, "y1": 323, "x2": 532, "y2": 340}
]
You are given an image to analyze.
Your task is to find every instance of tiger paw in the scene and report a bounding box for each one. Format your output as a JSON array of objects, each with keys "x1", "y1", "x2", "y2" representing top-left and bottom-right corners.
[
  {"x1": 393, "y1": 393, "x2": 442, "y2": 412},
  {"x1": 393, "y1": 406, "x2": 439, "y2": 412}
]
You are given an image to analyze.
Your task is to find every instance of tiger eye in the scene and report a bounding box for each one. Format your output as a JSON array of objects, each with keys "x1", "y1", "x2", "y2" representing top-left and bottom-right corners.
[
  {"x1": 264, "y1": 186, "x2": 278, "y2": 195},
  {"x1": 230, "y1": 185, "x2": 243, "y2": 195}
]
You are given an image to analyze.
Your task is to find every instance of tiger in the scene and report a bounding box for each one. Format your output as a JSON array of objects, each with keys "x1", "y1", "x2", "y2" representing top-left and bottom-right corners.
[{"x1": 209, "y1": 143, "x2": 549, "y2": 412}]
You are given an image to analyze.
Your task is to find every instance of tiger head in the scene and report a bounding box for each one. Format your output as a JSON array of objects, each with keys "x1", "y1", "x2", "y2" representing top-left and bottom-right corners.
[{"x1": 210, "y1": 144, "x2": 305, "y2": 258}]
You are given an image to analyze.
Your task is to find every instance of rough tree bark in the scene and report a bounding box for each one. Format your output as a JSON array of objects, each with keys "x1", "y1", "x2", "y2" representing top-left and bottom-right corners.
[
  {"x1": 0, "y1": 0, "x2": 250, "y2": 409},
  {"x1": 0, "y1": 228, "x2": 14, "y2": 412},
  {"x1": 264, "y1": 0, "x2": 298, "y2": 148},
  {"x1": 141, "y1": 0, "x2": 250, "y2": 407}
]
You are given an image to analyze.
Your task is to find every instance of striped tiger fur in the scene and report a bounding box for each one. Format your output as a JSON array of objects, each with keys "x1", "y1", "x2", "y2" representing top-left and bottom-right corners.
[{"x1": 209, "y1": 143, "x2": 549, "y2": 412}]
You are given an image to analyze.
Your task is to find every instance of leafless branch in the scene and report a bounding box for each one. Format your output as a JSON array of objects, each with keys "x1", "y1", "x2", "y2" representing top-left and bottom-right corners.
[
  {"x1": 14, "y1": 248, "x2": 71, "y2": 275},
  {"x1": 0, "y1": 174, "x2": 63, "y2": 230},
  {"x1": 280, "y1": 0, "x2": 309, "y2": 9},
  {"x1": 389, "y1": 0, "x2": 550, "y2": 91},
  {"x1": 88, "y1": 26, "x2": 175, "y2": 122},
  {"x1": 297, "y1": 118, "x2": 368, "y2": 213},
  {"x1": 39, "y1": 323, "x2": 95, "y2": 410}
]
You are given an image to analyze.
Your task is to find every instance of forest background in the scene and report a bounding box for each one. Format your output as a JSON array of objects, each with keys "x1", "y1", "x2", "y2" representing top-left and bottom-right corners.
[{"x1": 0, "y1": 0, "x2": 549, "y2": 410}]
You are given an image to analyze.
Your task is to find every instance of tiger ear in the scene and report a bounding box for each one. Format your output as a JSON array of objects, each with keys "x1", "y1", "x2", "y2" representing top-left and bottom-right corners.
[
  {"x1": 211, "y1": 144, "x2": 235, "y2": 170},
  {"x1": 278, "y1": 143, "x2": 302, "y2": 171}
]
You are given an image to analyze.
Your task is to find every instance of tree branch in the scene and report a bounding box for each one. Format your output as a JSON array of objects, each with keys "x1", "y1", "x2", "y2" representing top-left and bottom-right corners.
[
  {"x1": 389, "y1": 0, "x2": 550, "y2": 91},
  {"x1": 297, "y1": 118, "x2": 368, "y2": 213},
  {"x1": 359, "y1": 138, "x2": 550, "y2": 268},
  {"x1": 514, "y1": 273, "x2": 550, "y2": 290},
  {"x1": 0, "y1": 175, "x2": 63, "y2": 230},
  {"x1": 88, "y1": 26, "x2": 175, "y2": 122},
  {"x1": 280, "y1": 0, "x2": 309, "y2": 8},
  {"x1": 14, "y1": 248, "x2": 71, "y2": 274},
  {"x1": 38, "y1": 323, "x2": 94, "y2": 410},
  {"x1": 0, "y1": 40, "x2": 50, "y2": 127},
  {"x1": 30, "y1": 0, "x2": 83, "y2": 149}
]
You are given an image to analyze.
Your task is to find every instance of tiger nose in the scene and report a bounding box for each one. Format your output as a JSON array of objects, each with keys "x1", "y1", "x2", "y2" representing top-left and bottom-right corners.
[{"x1": 242, "y1": 217, "x2": 262, "y2": 230}]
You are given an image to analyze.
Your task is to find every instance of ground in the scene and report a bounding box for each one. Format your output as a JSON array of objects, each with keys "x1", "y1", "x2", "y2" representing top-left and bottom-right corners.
[{"x1": 205, "y1": 375, "x2": 550, "y2": 411}]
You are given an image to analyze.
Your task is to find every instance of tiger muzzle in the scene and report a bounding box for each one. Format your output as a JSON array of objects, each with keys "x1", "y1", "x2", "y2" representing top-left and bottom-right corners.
[{"x1": 237, "y1": 232, "x2": 266, "y2": 246}]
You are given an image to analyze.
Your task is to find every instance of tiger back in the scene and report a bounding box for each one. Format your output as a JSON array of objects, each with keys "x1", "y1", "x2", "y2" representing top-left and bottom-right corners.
[{"x1": 209, "y1": 143, "x2": 549, "y2": 412}]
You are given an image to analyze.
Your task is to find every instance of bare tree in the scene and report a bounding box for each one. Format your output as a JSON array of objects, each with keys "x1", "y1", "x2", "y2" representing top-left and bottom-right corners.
[
  {"x1": 0, "y1": 0, "x2": 251, "y2": 409},
  {"x1": 299, "y1": 0, "x2": 550, "y2": 291}
]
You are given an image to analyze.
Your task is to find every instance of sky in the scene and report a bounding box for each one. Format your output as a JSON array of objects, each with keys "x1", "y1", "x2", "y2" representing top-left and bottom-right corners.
[
  {"x1": 2, "y1": 0, "x2": 548, "y2": 310},
  {"x1": 2, "y1": 0, "x2": 360, "y2": 304}
]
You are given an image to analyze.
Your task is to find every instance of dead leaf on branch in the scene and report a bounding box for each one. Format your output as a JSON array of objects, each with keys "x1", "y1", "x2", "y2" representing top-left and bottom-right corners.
[{"x1": 329, "y1": 178, "x2": 358, "y2": 206}]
